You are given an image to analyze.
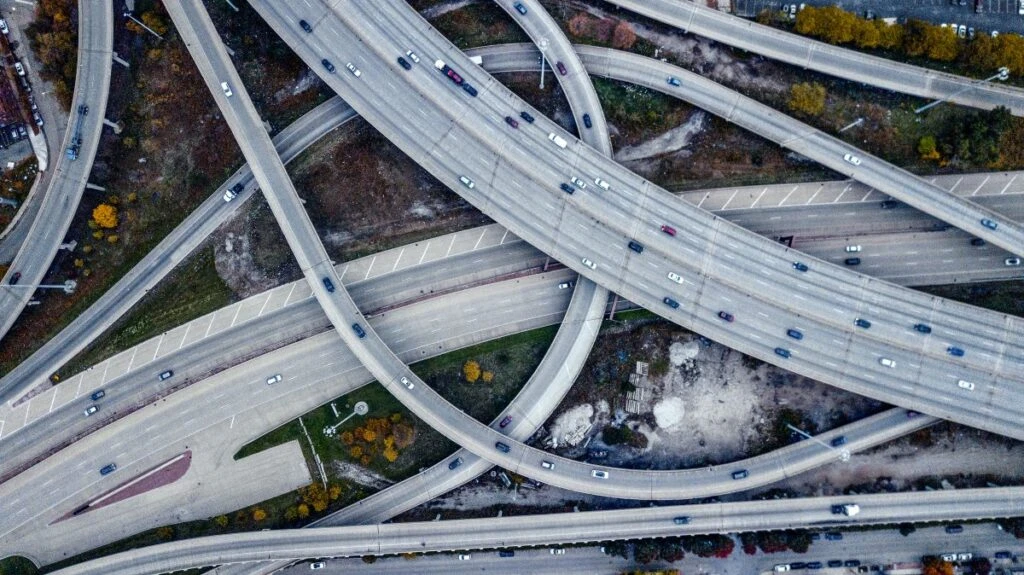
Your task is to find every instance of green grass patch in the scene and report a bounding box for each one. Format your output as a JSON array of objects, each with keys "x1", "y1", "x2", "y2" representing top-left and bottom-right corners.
[
  {"x1": 59, "y1": 247, "x2": 234, "y2": 377},
  {"x1": 427, "y1": 2, "x2": 530, "y2": 48}
]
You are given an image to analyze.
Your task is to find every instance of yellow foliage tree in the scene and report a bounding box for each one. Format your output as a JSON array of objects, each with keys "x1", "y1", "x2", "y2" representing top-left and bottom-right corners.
[
  {"x1": 92, "y1": 203, "x2": 118, "y2": 229},
  {"x1": 252, "y1": 508, "x2": 267, "y2": 522},
  {"x1": 73, "y1": 258, "x2": 84, "y2": 268},
  {"x1": 340, "y1": 430, "x2": 354, "y2": 445},
  {"x1": 389, "y1": 412, "x2": 402, "y2": 423},
  {"x1": 482, "y1": 371, "x2": 494, "y2": 383},
  {"x1": 788, "y1": 82, "x2": 827, "y2": 117},
  {"x1": 360, "y1": 454, "x2": 372, "y2": 466},
  {"x1": 214, "y1": 515, "x2": 228, "y2": 527},
  {"x1": 126, "y1": 192, "x2": 137, "y2": 202},
  {"x1": 349, "y1": 445, "x2": 363, "y2": 459},
  {"x1": 141, "y1": 11, "x2": 169, "y2": 35},
  {"x1": 463, "y1": 360, "x2": 481, "y2": 383},
  {"x1": 107, "y1": 234, "x2": 119, "y2": 244},
  {"x1": 82, "y1": 245, "x2": 93, "y2": 254},
  {"x1": 918, "y1": 136, "x2": 940, "y2": 160},
  {"x1": 393, "y1": 422, "x2": 415, "y2": 448},
  {"x1": 156, "y1": 526, "x2": 174, "y2": 540},
  {"x1": 362, "y1": 428, "x2": 377, "y2": 443},
  {"x1": 328, "y1": 484, "x2": 343, "y2": 501},
  {"x1": 383, "y1": 445, "x2": 399, "y2": 462},
  {"x1": 297, "y1": 503, "x2": 309, "y2": 519},
  {"x1": 92, "y1": 230, "x2": 103, "y2": 240}
]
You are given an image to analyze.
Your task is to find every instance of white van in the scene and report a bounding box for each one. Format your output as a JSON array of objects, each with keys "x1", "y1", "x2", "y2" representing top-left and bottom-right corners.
[{"x1": 547, "y1": 132, "x2": 567, "y2": 148}]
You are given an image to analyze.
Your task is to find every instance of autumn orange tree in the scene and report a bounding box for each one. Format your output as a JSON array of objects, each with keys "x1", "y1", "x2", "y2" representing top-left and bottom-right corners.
[
  {"x1": 92, "y1": 204, "x2": 118, "y2": 229},
  {"x1": 24, "y1": 0, "x2": 79, "y2": 109},
  {"x1": 921, "y1": 556, "x2": 954, "y2": 575},
  {"x1": 463, "y1": 360, "x2": 481, "y2": 382}
]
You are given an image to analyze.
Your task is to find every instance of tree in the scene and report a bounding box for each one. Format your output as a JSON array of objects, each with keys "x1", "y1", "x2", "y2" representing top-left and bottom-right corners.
[
  {"x1": 107, "y1": 234, "x2": 119, "y2": 244},
  {"x1": 92, "y1": 203, "x2": 118, "y2": 228},
  {"x1": 788, "y1": 82, "x2": 827, "y2": 116},
  {"x1": 634, "y1": 540, "x2": 660, "y2": 564},
  {"x1": 898, "y1": 523, "x2": 917, "y2": 536},
  {"x1": 340, "y1": 430, "x2": 354, "y2": 445},
  {"x1": 567, "y1": 13, "x2": 594, "y2": 39},
  {"x1": 252, "y1": 508, "x2": 267, "y2": 522},
  {"x1": 383, "y1": 445, "x2": 399, "y2": 462},
  {"x1": 214, "y1": 515, "x2": 229, "y2": 528},
  {"x1": 482, "y1": 371, "x2": 494, "y2": 382},
  {"x1": 297, "y1": 503, "x2": 310, "y2": 519},
  {"x1": 463, "y1": 360, "x2": 481, "y2": 382},
  {"x1": 328, "y1": 484, "x2": 343, "y2": 501},
  {"x1": 140, "y1": 11, "x2": 169, "y2": 36},
  {"x1": 921, "y1": 556, "x2": 955, "y2": 575},
  {"x1": 611, "y1": 21, "x2": 637, "y2": 50},
  {"x1": 393, "y1": 422, "x2": 416, "y2": 448},
  {"x1": 918, "y1": 135, "x2": 940, "y2": 160},
  {"x1": 300, "y1": 483, "x2": 329, "y2": 512}
]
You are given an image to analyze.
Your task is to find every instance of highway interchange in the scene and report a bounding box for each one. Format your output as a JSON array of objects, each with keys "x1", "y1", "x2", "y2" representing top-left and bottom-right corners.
[{"x1": 2, "y1": 0, "x2": 1024, "y2": 572}]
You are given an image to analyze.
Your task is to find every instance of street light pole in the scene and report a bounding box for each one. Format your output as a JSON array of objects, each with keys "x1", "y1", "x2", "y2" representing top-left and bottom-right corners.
[
  {"x1": 786, "y1": 424, "x2": 850, "y2": 462},
  {"x1": 538, "y1": 38, "x2": 549, "y2": 90},
  {"x1": 915, "y1": 67, "x2": 1010, "y2": 114}
]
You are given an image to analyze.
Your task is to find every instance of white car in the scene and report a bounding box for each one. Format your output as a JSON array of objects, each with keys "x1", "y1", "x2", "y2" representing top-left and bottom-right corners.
[
  {"x1": 265, "y1": 374, "x2": 282, "y2": 385},
  {"x1": 591, "y1": 469, "x2": 609, "y2": 479},
  {"x1": 843, "y1": 153, "x2": 861, "y2": 166},
  {"x1": 774, "y1": 565, "x2": 791, "y2": 573},
  {"x1": 14, "y1": 62, "x2": 24, "y2": 76},
  {"x1": 84, "y1": 405, "x2": 98, "y2": 416},
  {"x1": 570, "y1": 176, "x2": 587, "y2": 189},
  {"x1": 879, "y1": 357, "x2": 896, "y2": 368},
  {"x1": 401, "y1": 376, "x2": 414, "y2": 390},
  {"x1": 1006, "y1": 257, "x2": 1021, "y2": 266},
  {"x1": 541, "y1": 460, "x2": 555, "y2": 469},
  {"x1": 594, "y1": 177, "x2": 610, "y2": 190},
  {"x1": 346, "y1": 62, "x2": 361, "y2": 77},
  {"x1": 1020, "y1": 0, "x2": 1024, "y2": 15},
  {"x1": 0, "y1": 19, "x2": 9, "y2": 35},
  {"x1": 457, "y1": 554, "x2": 471, "y2": 560},
  {"x1": 958, "y1": 553, "x2": 973, "y2": 561},
  {"x1": 941, "y1": 553, "x2": 957, "y2": 562},
  {"x1": 220, "y1": 81, "x2": 233, "y2": 97},
  {"x1": 845, "y1": 245, "x2": 862, "y2": 252},
  {"x1": 406, "y1": 50, "x2": 420, "y2": 63},
  {"x1": 667, "y1": 271, "x2": 684, "y2": 284},
  {"x1": 581, "y1": 257, "x2": 596, "y2": 270},
  {"x1": 309, "y1": 562, "x2": 325, "y2": 570},
  {"x1": 459, "y1": 175, "x2": 474, "y2": 189},
  {"x1": 550, "y1": 548, "x2": 566, "y2": 555},
  {"x1": 958, "y1": 24, "x2": 967, "y2": 38},
  {"x1": 958, "y1": 379, "x2": 976, "y2": 391}
]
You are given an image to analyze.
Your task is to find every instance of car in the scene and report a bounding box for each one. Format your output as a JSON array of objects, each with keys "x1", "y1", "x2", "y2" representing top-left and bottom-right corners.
[
  {"x1": 571, "y1": 176, "x2": 587, "y2": 189},
  {"x1": 970, "y1": 238, "x2": 986, "y2": 246},
  {"x1": 774, "y1": 565, "x2": 791, "y2": 573},
  {"x1": 558, "y1": 281, "x2": 575, "y2": 289},
  {"x1": 628, "y1": 241, "x2": 644, "y2": 253},
  {"x1": 458, "y1": 554, "x2": 471, "y2": 560},
  {"x1": 495, "y1": 441, "x2": 510, "y2": 453},
  {"x1": 500, "y1": 415, "x2": 512, "y2": 428},
  {"x1": 845, "y1": 559, "x2": 861, "y2": 567},
  {"x1": 941, "y1": 553, "x2": 957, "y2": 562},
  {"x1": 667, "y1": 272, "x2": 683, "y2": 284},
  {"x1": 673, "y1": 516, "x2": 690, "y2": 525},
  {"x1": 663, "y1": 297, "x2": 680, "y2": 309},
  {"x1": 514, "y1": 2, "x2": 528, "y2": 14},
  {"x1": 397, "y1": 56, "x2": 411, "y2": 70},
  {"x1": 661, "y1": 225, "x2": 677, "y2": 236},
  {"x1": 459, "y1": 175, "x2": 475, "y2": 189},
  {"x1": 223, "y1": 182, "x2": 243, "y2": 202},
  {"x1": 406, "y1": 50, "x2": 420, "y2": 63},
  {"x1": 220, "y1": 82, "x2": 233, "y2": 97},
  {"x1": 981, "y1": 218, "x2": 998, "y2": 230},
  {"x1": 541, "y1": 460, "x2": 555, "y2": 469},
  {"x1": 1006, "y1": 257, "x2": 1022, "y2": 266},
  {"x1": 582, "y1": 114, "x2": 592, "y2": 128},
  {"x1": 346, "y1": 62, "x2": 361, "y2": 77},
  {"x1": 590, "y1": 449, "x2": 608, "y2": 459},
  {"x1": 581, "y1": 257, "x2": 596, "y2": 270},
  {"x1": 992, "y1": 30, "x2": 999, "y2": 38},
  {"x1": 550, "y1": 548, "x2": 566, "y2": 555},
  {"x1": 825, "y1": 532, "x2": 843, "y2": 541},
  {"x1": 0, "y1": 19, "x2": 8, "y2": 34},
  {"x1": 806, "y1": 562, "x2": 822, "y2": 570},
  {"x1": 667, "y1": 76, "x2": 681, "y2": 87},
  {"x1": 945, "y1": 524, "x2": 964, "y2": 533},
  {"x1": 958, "y1": 553, "x2": 973, "y2": 561},
  {"x1": 158, "y1": 370, "x2": 174, "y2": 381},
  {"x1": 462, "y1": 83, "x2": 478, "y2": 97},
  {"x1": 499, "y1": 550, "x2": 515, "y2": 557},
  {"x1": 957, "y1": 380, "x2": 975, "y2": 391},
  {"x1": 8, "y1": 272, "x2": 21, "y2": 285},
  {"x1": 401, "y1": 376, "x2": 414, "y2": 390},
  {"x1": 880, "y1": 200, "x2": 900, "y2": 209},
  {"x1": 266, "y1": 374, "x2": 282, "y2": 385},
  {"x1": 504, "y1": 116, "x2": 519, "y2": 128},
  {"x1": 845, "y1": 245, "x2": 862, "y2": 252},
  {"x1": 310, "y1": 561, "x2": 325, "y2": 569},
  {"x1": 100, "y1": 463, "x2": 117, "y2": 476},
  {"x1": 844, "y1": 258, "x2": 861, "y2": 266},
  {"x1": 831, "y1": 436, "x2": 847, "y2": 447},
  {"x1": 790, "y1": 563, "x2": 806, "y2": 571},
  {"x1": 448, "y1": 457, "x2": 464, "y2": 470},
  {"x1": 731, "y1": 469, "x2": 748, "y2": 480},
  {"x1": 1020, "y1": 0, "x2": 1024, "y2": 15},
  {"x1": 774, "y1": 347, "x2": 791, "y2": 358},
  {"x1": 879, "y1": 357, "x2": 896, "y2": 368},
  {"x1": 958, "y1": 24, "x2": 967, "y2": 38},
  {"x1": 827, "y1": 560, "x2": 843, "y2": 568},
  {"x1": 995, "y1": 551, "x2": 1012, "y2": 559},
  {"x1": 321, "y1": 59, "x2": 336, "y2": 73},
  {"x1": 913, "y1": 323, "x2": 932, "y2": 334},
  {"x1": 968, "y1": 27, "x2": 975, "y2": 38},
  {"x1": 786, "y1": 328, "x2": 803, "y2": 340},
  {"x1": 14, "y1": 62, "x2": 25, "y2": 76},
  {"x1": 520, "y1": 111, "x2": 535, "y2": 123},
  {"x1": 718, "y1": 311, "x2": 735, "y2": 322},
  {"x1": 594, "y1": 177, "x2": 610, "y2": 190},
  {"x1": 854, "y1": 318, "x2": 871, "y2": 329},
  {"x1": 90, "y1": 389, "x2": 106, "y2": 401},
  {"x1": 560, "y1": 183, "x2": 575, "y2": 194},
  {"x1": 947, "y1": 346, "x2": 965, "y2": 357},
  {"x1": 556, "y1": 61, "x2": 568, "y2": 75},
  {"x1": 352, "y1": 323, "x2": 366, "y2": 338},
  {"x1": 322, "y1": 277, "x2": 335, "y2": 292},
  {"x1": 843, "y1": 153, "x2": 862, "y2": 166},
  {"x1": 33, "y1": 112, "x2": 43, "y2": 127},
  {"x1": 907, "y1": 410, "x2": 920, "y2": 418},
  {"x1": 299, "y1": 19, "x2": 313, "y2": 33},
  {"x1": 591, "y1": 470, "x2": 609, "y2": 479},
  {"x1": 792, "y1": 261, "x2": 809, "y2": 272},
  {"x1": 84, "y1": 405, "x2": 98, "y2": 416}
]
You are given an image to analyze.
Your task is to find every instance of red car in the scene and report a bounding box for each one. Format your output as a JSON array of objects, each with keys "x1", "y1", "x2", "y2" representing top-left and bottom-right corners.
[
  {"x1": 717, "y1": 311, "x2": 735, "y2": 323},
  {"x1": 556, "y1": 61, "x2": 567, "y2": 75},
  {"x1": 504, "y1": 116, "x2": 519, "y2": 129},
  {"x1": 499, "y1": 415, "x2": 513, "y2": 428},
  {"x1": 660, "y1": 225, "x2": 676, "y2": 236}
]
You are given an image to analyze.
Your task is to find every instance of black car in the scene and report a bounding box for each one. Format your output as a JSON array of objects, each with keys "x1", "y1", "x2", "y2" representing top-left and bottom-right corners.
[
  {"x1": 397, "y1": 56, "x2": 411, "y2": 70},
  {"x1": 90, "y1": 389, "x2": 106, "y2": 401},
  {"x1": 628, "y1": 241, "x2": 644, "y2": 253},
  {"x1": 806, "y1": 562, "x2": 822, "y2": 570},
  {"x1": 520, "y1": 111, "x2": 535, "y2": 123},
  {"x1": 828, "y1": 560, "x2": 843, "y2": 568},
  {"x1": 495, "y1": 441, "x2": 510, "y2": 453},
  {"x1": 854, "y1": 318, "x2": 871, "y2": 329},
  {"x1": 322, "y1": 277, "x2": 335, "y2": 292},
  {"x1": 831, "y1": 435, "x2": 847, "y2": 447},
  {"x1": 945, "y1": 524, "x2": 963, "y2": 534},
  {"x1": 448, "y1": 457, "x2": 463, "y2": 470},
  {"x1": 790, "y1": 563, "x2": 807, "y2": 570},
  {"x1": 352, "y1": 323, "x2": 367, "y2": 338},
  {"x1": 582, "y1": 113, "x2": 592, "y2": 128},
  {"x1": 8, "y1": 271, "x2": 20, "y2": 284},
  {"x1": 913, "y1": 323, "x2": 932, "y2": 334},
  {"x1": 663, "y1": 297, "x2": 680, "y2": 309},
  {"x1": 462, "y1": 83, "x2": 478, "y2": 97},
  {"x1": 844, "y1": 257, "x2": 861, "y2": 266},
  {"x1": 970, "y1": 238, "x2": 986, "y2": 246},
  {"x1": 879, "y1": 199, "x2": 899, "y2": 209},
  {"x1": 845, "y1": 559, "x2": 861, "y2": 567},
  {"x1": 100, "y1": 463, "x2": 117, "y2": 476},
  {"x1": 299, "y1": 19, "x2": 312, "y2": 33},
  {"x1": 499, "y1": 550, "x2": 515, "y2": 557},
  {"x1": 322, "y1": 59, "x2": 336, "y2": 73},
  {"x1": 560, "y1": 183, "x2": 574, "y2": 194}
]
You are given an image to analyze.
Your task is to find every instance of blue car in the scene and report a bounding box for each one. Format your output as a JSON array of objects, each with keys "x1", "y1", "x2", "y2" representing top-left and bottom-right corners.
[
  {"x1": 513, "y1": 2, "x2": 527, "y2": 14},
  {"x1": 980, "y1": 218, "x2": 998, "y2": 230},
  {"x1": 774, "y1": 347, "x2": 791, "y2": 358},
  {"x1": 947, "y1": 346, "x2": 965, "y2": 357},
  {"x1": 792, "y1": 261, "x2": 809, "y2": 272},
  {"x1": 913, "y1": 323, "x2": 932, "y2": 334},
  {"x1": 786, "y1": 328, "x2": 803, "y2": 340}
]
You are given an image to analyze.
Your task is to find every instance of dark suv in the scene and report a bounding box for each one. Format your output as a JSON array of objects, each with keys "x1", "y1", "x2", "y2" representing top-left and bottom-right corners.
[
  {"x1": 322, "y1": 59, "x2": 336, "y2": 73},
  {"x1": 556, "y1": 61, "x2": 567, "y2": 75},
  {"x1": 299, "y1": 19, "x2": 312, "y2": 33},
  {"x1": 628, "y1": 241, "x2": 644, "y2": 253},
  {"x1": 352, "y1": 323, "x2": 367, "y2": 338},
  {"x1": 322, "y1": 277, "x2": 335, "y2": 292}
]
